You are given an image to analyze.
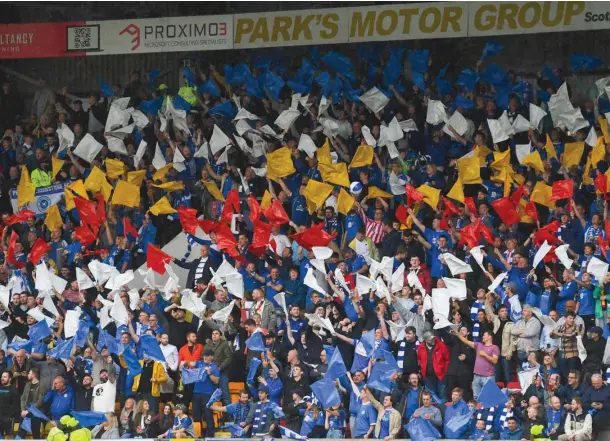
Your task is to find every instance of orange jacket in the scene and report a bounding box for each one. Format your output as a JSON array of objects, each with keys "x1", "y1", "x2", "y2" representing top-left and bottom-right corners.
[{"x1": 178, "y1": 343, "x2": 204, "y2": 366}]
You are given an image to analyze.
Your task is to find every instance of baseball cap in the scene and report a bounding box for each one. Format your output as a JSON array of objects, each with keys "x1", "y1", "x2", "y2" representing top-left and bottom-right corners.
[{"x1": 203, "y1": 348, "x2": 214, "y2": 357}]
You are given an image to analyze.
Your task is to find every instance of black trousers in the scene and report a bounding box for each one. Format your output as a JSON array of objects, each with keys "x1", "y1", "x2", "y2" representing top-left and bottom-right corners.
[{"x1": 445, "y1": 373, "x2": 473, "y2": 402}]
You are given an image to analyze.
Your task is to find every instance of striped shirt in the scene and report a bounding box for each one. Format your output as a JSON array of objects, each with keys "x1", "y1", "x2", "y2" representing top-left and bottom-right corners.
[
  {"x1": 359, "y1": 208, "x2": 385, "y2": 244},
  {"x1": 555, "y1": 324, "x2": 579, "y2": 359}
]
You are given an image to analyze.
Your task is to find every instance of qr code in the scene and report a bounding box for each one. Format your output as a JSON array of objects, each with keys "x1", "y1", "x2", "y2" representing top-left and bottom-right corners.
[
  {"x1": 67, "y1": 25, "x2": 100, "y2": 51},
  {"x1": 73, "y1": 27, "x2": 91, "y2": 49}
]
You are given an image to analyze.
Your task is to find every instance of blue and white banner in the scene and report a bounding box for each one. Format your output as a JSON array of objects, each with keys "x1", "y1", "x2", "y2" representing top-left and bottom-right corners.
[{"x1": 10, "y1": 182, "x2": 67, "y2": 214}]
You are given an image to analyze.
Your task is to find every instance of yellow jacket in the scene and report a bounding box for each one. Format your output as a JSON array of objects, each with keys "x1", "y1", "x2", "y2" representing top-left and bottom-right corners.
[
  {"x1": 31, "y1": 168, "x2": 52, "y2": 188},
  {"x1": 131, "y1": 361, "x2": 167, "y2": 397}
]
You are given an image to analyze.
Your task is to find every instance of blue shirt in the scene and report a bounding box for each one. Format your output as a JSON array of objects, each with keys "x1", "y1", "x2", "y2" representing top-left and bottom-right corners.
[
  {"x1": 405, "y1": 388, "x2": 420, "y2": 419},
  {"x1": 265, "y1": 276, "x2": 283, "y2": 308},
  {"x1": 225, "y1": 402, "x2": 251, "y2": 425},
  {"x1": 354, "y1": 402, "x2": 377, "y2": 437},
  {"x1": 378, "y1": 409, "x2": 391, "y2": 439},
  {"x1": 344, "y1": 213, "x2": 361, "y2": 243},
  {"x1": 556, "y1": 281, "x2": 578, "y2": 315},
  {"x1": 577, "y1": 286, "x2": 595, "y2": 316},
  {"x1": 300, "y1": 409, "x2": 324, "y2": 436},
  {"x1": 327, "y1": 410, "x2": 345, "y2": 431},
  {"x1": 291, "y1": 194, "x2": 309, "y2": 227},
  {"x1": 193, "y1": 361, "x2": 220, "y2": 394}
]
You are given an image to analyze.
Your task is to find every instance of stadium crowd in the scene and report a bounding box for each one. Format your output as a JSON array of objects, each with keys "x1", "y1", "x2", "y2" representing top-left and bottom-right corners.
[{"x1": 0, "y1": 42, "x2": 608, "y2": 441}]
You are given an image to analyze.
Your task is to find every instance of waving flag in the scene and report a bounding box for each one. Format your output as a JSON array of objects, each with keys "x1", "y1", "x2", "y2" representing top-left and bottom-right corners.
[
  {"x1": 245, "y1": 332, "x2": 266, "y2": 352},
  {"x1": 71, "y1": 411, "x2": 107, "y2": 427},
  {"x1": 247, "y1": 357, "x2": 262, "y2": 384},
  {"x1": 136, "y1": 335, "x2": 166, "y2": 362},
  {"x1": 311, "y1": 376, "x2": 341, "y2": 408},
  {"x1": 26, "y1": 404, "x2": 49, "y2": 421},
  {"x1": 279, "y1": 425, "x2": 308, "y2": 439},
  {"x1": 367, "y1": 350, "x2": 398, "y2": 393},
  {"x1": 206, "y1": 388, "x2": 223, "y2": 408},
  {"x1": 182, "y1": 367, "x2": 208, "y2": 385},
  {"x1": 28, "y1": 320, "x2": 52, "y2": 342},
  {"x1": 325, "y1": 346, "x2": 347, "y2": 382}
]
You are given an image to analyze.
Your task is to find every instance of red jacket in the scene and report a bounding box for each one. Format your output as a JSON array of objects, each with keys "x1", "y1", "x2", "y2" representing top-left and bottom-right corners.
[
  {"x1": 416, "y1": 337, "x2": 450, "y2": 380},
  {"x1": 178, "y1": 343, "x2": 204, "y2": 366},
  {"x1": 405, "y1": 264, "x2": 432, "y2": 294}
]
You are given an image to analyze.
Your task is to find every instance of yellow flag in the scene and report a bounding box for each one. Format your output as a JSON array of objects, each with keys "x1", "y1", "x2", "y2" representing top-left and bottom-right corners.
[
  {"x1": 562, "y1": 142, "x2": 585, "y2": 168},
  {"x1": 350, "y1": 145, "x2": 374, "y2": 168},
  {"x1": 84, "y1": 167, "x2": 107, "y2": 193},
  {"x1": 367, "y1": 186, "x2": 393, "y2": 199},
  {"x1": 306, "y1": 197, "x2": 317, "y2": 215},
  {"x1": 17, "y1": 167, "x2": 35, "y2": 208},
  {"x1": 456, "y1": 156, "x2": 482, "y2": 184},
  {"x1": 416, "y1": 185, "x2": 440, "y2": 209},
  {"x1": 492, "y1": 168, "x2": 514, "y2": 198},
  {"x1": 591, "y1": 137, "x2": 606, "y2": 167},
  {"x1": 202, "y1": 181, "x2": 225, "y2": 201},
  {"x1": 51, "y1": 156, "x2": 64, "y2": 181},
  {"x1": 519, "y1": 199, "x2": 534, "y2": 224},
  {"x1": 337, "y1": 188, "x2": 355, "y2": 215},
  {"x1": 474, "y1": 145, "x2": 493, "y2": 166},
  {"x1": 149, "y1": 196, "x2": 177, "y2": 215},
  {"x1": 317, "y1": 138, "x2": 332, "y2": 165},
  {"x1": 405, "y1": 204, "x2": 420, "y2": 229},
  {"x1": 447, "y1": 177, "x2": 465, "y2": 203},
  {"x1": 583, "y1": 156, "x2": 593, "y2": 186},
  {"x1": 522, "y1": 150, "x2": 545, "y2": 173},
  {"x1": 44, "y1": 204, "x2": 63, "y2": 232},
  {"x1": 490, "y1": 150, "x2": 510, "y2": 171},
  {"x1": 105, "y1": 158, "x2": 126, "y2": 180},
  {"x1": 530, "y1": 181, "x2": 555, "y2": 208},
  {"x1": 260, "y1": 190, "x2": 272, "y2": 209},
  {"x1": 545, "y1": 135, "x2": 557, "y2": 160},
  {"x1": 303, "y1": 179, "x2": 334, "y2": 210},
  {"x1": 598, "y1": 117, "x2": 610, "y2": 143},
  {"x1": 319, "y1": 162, "x2": 350, "y2": 187},
  {"x1": 65, "y1": 180, "x2": 89, "y2": 211},
  {"x1": 127, "y1": 170, "x2": 146, "y2": 187},
  {"x1": 266, "y1": 147, "x2": 296, "y2": 181},
  {"x1": 101, "y1": 179, "x2": 113, "y2": 202},
  {"x1": 153, "y1": 163, "x2": 174, "y2": 183},
  {"x1": 110, "y1": 180, "x2": 141, "y2": 208},
  {"x1": 153, "y1": 181, "x2": 185, "y2": 192}
]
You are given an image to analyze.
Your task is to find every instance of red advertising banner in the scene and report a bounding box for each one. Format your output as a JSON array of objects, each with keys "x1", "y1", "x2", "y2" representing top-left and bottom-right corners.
[{"x1": 0, "y1": 21, "x2": 85, "y2": 59}]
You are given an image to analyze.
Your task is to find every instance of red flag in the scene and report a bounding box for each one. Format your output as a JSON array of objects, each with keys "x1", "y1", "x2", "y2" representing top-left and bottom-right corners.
[
  {"x1": 395, "y1": 205, "x2": 408, "y2": 226},
  {"x1": 290, "y1": 223, "x2": 337, "y2": 251},
  {"x1": 605, "y1": 219, "x2": 610, "y2": 239},
  {"x1": 533, "y1": 220, "x2": 561, "y2": 245},
  {"x1": 405, "y1": 184, "x2": 424, "y2": 207},
  {"x1": 509, "y1": 184, "x2": 525, "y2": 206},
  {"x1": 550, "y1": 179, "x2": 574, "y2": 201},
  {"x1": 251, "y1": 219, "x2": 272, "y2": 249},
  {"x1": 28, "y1": 238, "x2": 51, "y2": 264},
  {"x1": 177, "y1": 207, "x2": 199, "y2": 235},
  {"x1": 464, "y1": 197, "x2": 477, "y2": 215},
  {"x1": 476, "y1": 220, "x2": 495, "y2": 244},
  {"x1": 146, "y1": 244, "x2": 172, "y2": 274},
  {"x1": 491, "y1": 198, "x2": 520, "y2": 225},
  {"x1": 263, "y1": 200, "x2": 290, "y2": 225},
  {"x1": 439, "y1": 218, "x2": 450, "y2": 230},
  {"x1": 211, "y1": 222, "x2": 238, "y2": 251},
  {"x1": 595, "y1": 174, "x2": 609, "y2": 198},
  {"x1": 524, "y1": 201, "x2": 539, "y2": 223},
  {"x1": 74, "y1": 197, "x2": 100, "y2": 227},
  {"x1": 248, "y1": 194, "x2": 262, "y2": 223},
  {"x1": 544, "y1": 246, "x2": 557, "y2": 263},
  {"x1": 458, "y1": 223, "x2": 480, "y2": 249},
  {"x1": 225, "y1": 245, "x2": 247, "y2": 264},
  {"x1": 442, "y1": 196, "x2": 460, "y2": 216},
  {"x1": 123, "y1": 217, "x2": 139, "y2": 238},
  {"x1": 95, "y1": 194, "x2": 106, "y2": 224},
  {"x1": 5, "y1": 209, "x2": 35, "y2": 226},
  {"x1": 7, "y1": 231, "x2": 24, "y2": 268},
  {"x1": 269, "y1": 238, "x2": 277, "y2": 255},
  {"x1": 599, "y1": 235, "x2": 609, "y2": 259},
  {"x1": 197, "y1": 219, "x2": 215, "y2": 233},
  {"x1": 221, "y1": 189, "x2": 241, "y2": 225},
  {"x1": 74, "y1": 225, "x2": 97, "y2": 246}
]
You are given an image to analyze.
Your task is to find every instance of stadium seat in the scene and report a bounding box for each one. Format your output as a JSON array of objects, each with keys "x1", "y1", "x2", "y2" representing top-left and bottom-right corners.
[
  {"x1": 229, "y1": 381, "x2": 244, "y2": 394},
  {"x1": 507, "y1": 381, "x2": 521, "y2": 390}
]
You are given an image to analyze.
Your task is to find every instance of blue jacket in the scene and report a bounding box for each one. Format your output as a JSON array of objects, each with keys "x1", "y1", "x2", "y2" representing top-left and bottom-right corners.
[
  {"x1": 44, "y1": 385, "x2": 74, "y2": 420},
  {"x1": 500, "y1": 428, "x2": 523, "y2": 440}
]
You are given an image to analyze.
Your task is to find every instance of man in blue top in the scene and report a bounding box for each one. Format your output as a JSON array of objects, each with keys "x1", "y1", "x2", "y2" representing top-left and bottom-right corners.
[
  {"x1": 444, "y1": 387, "x2": 470, "y2": 438},
  {"x1": 210, "y1": 390, "x2": 251, "y2": 437},
  {"x1": 576, "y1": 272, "x2": 595, "y2": 329},
  {"x1": 353, "y1": 387, "x2": 377, "y2": 438},
  {"x1": 192, "y1": 349, "x2": 220, "y2": 437},
  {"x1": 555, "y1": 269, "x2": 578, "y2": 316},
  {"x1": 44, "y1": 375, "x2": 74, "y2": 421},
  {"x1": 499, "y1": 417, "x2": 523, "y2": 440}
]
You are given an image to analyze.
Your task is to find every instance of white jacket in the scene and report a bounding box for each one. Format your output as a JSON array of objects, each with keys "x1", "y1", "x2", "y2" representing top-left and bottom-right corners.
[{"x1": 564, "y1": 411, "x2": 592, "y2": 437}]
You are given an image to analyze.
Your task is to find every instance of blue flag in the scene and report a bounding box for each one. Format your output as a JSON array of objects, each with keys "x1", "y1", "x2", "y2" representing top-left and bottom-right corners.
[
  {"x1": 259, "y1": 71, "x2": 285, "y2": 100},
  {"x1": 360, "y1": 329, "x2": 376, "y2": 358},
  {"x1": 412, "y1": 72, "x2": 426, "y2": 91},
  {"x1": 454, "y1": 94, "x2": 474, "y2": 109},
  {"x1": 122, "y1": 348, "x2": 143, "y2": 377},
  {"x1": 100, "y1": 80, "x2": 114, "y2": 97},
  {"x1": 570, "y1": 54, "x2": 604, "y2": 73},
  {"x1": 96, "y1": 326, "x2": 120, "y2": 355},
  {"x1": 20, "y1": 417, "x2": 31, "y2": 433},
  {"x1": 310, "y1": 376, "x2": 341, "y2": 409},
  {"x1": 537, "y1": 89, "x2": 551, "y2": 102},
  {"x1": 181, "y1": 367, "x2": 208, "y2": 385},
  {"x1": 245, "y1": 332, "x2": 266, "y2": 352},
  {"x1": 71, "y1": 411, "x2": 107, "y2": 427},
  {"x1": 322, "y1": 51, "x2": 353, "y2": 74},
  {"x1": 384, "y1": 52, "x2": 403, "y2": 86},
  {"x1": 444, "y1": 409, "x2": 473, "y2": 439},
  {"x1": 325, "y1": 346, "x2": 346, "y2": 382},
  {"x1": 297, "y1": 58, "x2": 316, "y2": 82},
  {"x1": 405, "y1": 417, "x2": 441, "y2": 441},
  {"x1": 225, "y1": 64, "x2": 251, "y2": 85},
  {"x1": 183, "y1": 67, "x2": 195, "y2": 87},
  {"x1": 542, "y1": 65, "x2": 561, "y2": 87},
  {"x1": 408, "y1": 49, "x2": 430, "y2": 73},
  {"x1": 148, "y1": 69, "x2": 161, "y2": 89},
  {"x1": 206, "y1": 388, "x2": 223, "y2": 408},
  {"x1": 198, "y1": 79, "x2": 221, "y2": 98},
  {"x1": 225, "y1": 424, "x2": 245, "y2": 437},
  {"x1": 268, "y1": 401, "x2": 285, "y2": 418},
  {"x1": 287, "y1": 80, "x2": 310, "y2": 95},
  {"x1": 279, "y1": 425, "x2": 307, "y2": 439},
  {"x1": 244, "y1": 73, "x2": 264, "y2": 98},
  {"x1": 247, "y1": 357, "x2": 262, "y2": 384},
  {"x1": 9, "y1": 339, "x2": 32, "y2": 353},
  {"x1": 481, "y1": 63, "x2": 506, "y2": 85},
  {"x1": 367, "y1": 350, "x2": 398, "y2": 393},
  {"x1": 74, "y1": 320, "x2": 89, "y2": 348},
  {"x1": 478, "y1": 379, "x2": 508, "y2": 409},
  {"x1": 25, "y1": 404, "x2": 49, "y2": 421},
  {"x1": 456, "y1": 69, "x2": 479, "y2": 91},
  {"x1": 208, "y1": 100, "x2": 236, "y2": 119},
  {"x1": 28, "y1": 320, "x2": 52, "y2": 342},
  {"x1": 173, "y1": 95, "x2": 191, "y2": 112},
  {"x1": 139, "y1": 97, "x2": 163, "y2": 115},
  {"x1": 47, "y1": 337, "x2": 74, "y2": 360},
  {"x1": 482, "y1": 40, "x2": 504, "y2": 60},
  {"x1": 136, "y1": 335, "x2": 166, "y2": 363}
]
